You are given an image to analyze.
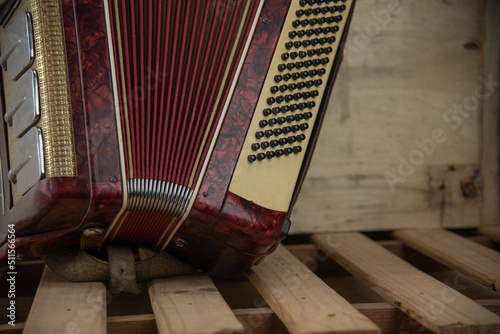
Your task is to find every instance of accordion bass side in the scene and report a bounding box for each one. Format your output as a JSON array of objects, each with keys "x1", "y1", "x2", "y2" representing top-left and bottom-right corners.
[{"x1": 0, "y1": 0, "x2": 354, "y2": 277}]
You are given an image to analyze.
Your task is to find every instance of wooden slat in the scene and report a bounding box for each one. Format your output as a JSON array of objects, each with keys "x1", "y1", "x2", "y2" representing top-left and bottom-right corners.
[
  {"x1": 148, "y1": 273, "x2": 244, "y2": 334},
  {"x1": 312, "y1": 232, "x2": 500, "y2": 334},
  {"x1": 246, "y1": 245, "x2": 380, "y2": 334},
  {"x1": 23, "y1": 266, "x2": 106, "y2": 334},
  {"x1": 393, "y1": 229, "x2": 500, "y2": 291},
  {"x1": 480, "y1": 226, "x2": 500, "y2": 244}
]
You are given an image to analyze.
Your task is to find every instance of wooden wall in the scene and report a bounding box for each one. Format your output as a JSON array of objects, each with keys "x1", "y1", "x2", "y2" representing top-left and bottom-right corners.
[{"x1": 291, "y1": 0, "x2": 500, "y2": 233}]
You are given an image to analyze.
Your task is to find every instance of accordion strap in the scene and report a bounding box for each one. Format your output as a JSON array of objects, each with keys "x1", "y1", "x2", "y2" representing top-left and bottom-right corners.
[{"x1": 42, "y1": 247, "x2": 196, "y2": 293}]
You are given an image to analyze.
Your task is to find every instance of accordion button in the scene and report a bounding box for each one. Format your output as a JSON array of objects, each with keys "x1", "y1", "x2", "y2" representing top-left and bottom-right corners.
[
  {"x1": 315, "y1": 8, "x2": 323, "y2": 15},
  {"x1": 281, "y1": 53, "x2": 290, "y2": 61},
  {"x1": 305, "y1": 9, "x2": 313, "y2": 16},
  {"x1": 308, "y1": 101, "x2": 317, "y2": 108},
  {"x1": 248, "y1": 155, "x2": 257, "y2": 163},
  {"x1": 292, "y1": 20, "x2": 301, "y2": 28},
  {"x1": 276, "y1": 149, "x2": 284, "y2": 157},
  {"x1": 296, "y1": 114, "x2": 305, "y2": 121},
  {"x1": 252, "y1": 143, "x2": 261, "y2": 151},
  {"x1": 298, "y1": 30, "x2": 306, "y2": 37},
  {"x1": 297, "y1": 134, "x2": 307, "y2": 142},
  {"x1": 283, "y1": 126, "x2": 292, "y2": 134},
  {"x1": 325, "y1": 47, "x2": 333, "y2": 54},
  {"x1": 335, "y1": 15, "x2": 343, "y2": 22},
  {"x1": 262, "y1": 141, "x2": 270, "y2": 149},
  {"x1": 289, "y1": 136, "x2": 297, "y2": 143},
  {"x1": 328, "y1": 36, "x2": 336, "y2": 43},
  {"x1": 278, "y1": 64, "x2": 286, "y2": 72},
  {"x1": 265, "y1": 130, "x2": 274, "y2": 138},
  {"x1": 306, "y1": 29, "x2": 314, "y2": 37},
  {"x1": 274, "y1": 75, "x2": 283, "y2": 83},
  {"x1": 322, "y1": 7, "x2": 330, "y2": 14},
  {"x1": 303, "y1": 92, "x2": 311, "y2": 99},
  {"x1": 257, "y1": 153, "x2": 266, "y2": 161},
  {"x1": 292, "y1": 125, "x2": 300, "y2": 132},
  {"x1": 333, "y1": 25, "x2": 340, "y2": 32},
  {"x1": 293, "y1": 146, "x2": 303, "y2": 154},
  {"x1": 282, "y1": 105, "x2": 291, "y2": 112},
  {"x1": 290, "y1": 52, "x2": 299, "y2": 59},
  {"x1": 310, "y1": 19, "x2": 318, "y2": 26},
  {"x1": 319, "y1": 68, "x2": 327, "y2": 75},
  {"x1": 300, "y1": 0, "x2": 307, "y2": 7},
  {"x1": 266, "y1": 151, "x2": 276, "y2": 159},
  {"x1": 294, "y1": 93, "x2": 302, "y2": 99},
  {"x1": 287, "y1": 115, "x2": 295, "y2": 122},
  {"x1": 285, "y1": 42, "x2": 294, "y2": 50},
  {"x1": 298, "y1": 82, "x2": 307, "y2": 89},
  {"x1": 276, "y1": 96, "x2": 285, "y2": 103},
  {"x1": 270, "y1": 86, "x2": 279, "y2": 94},
  {"x1": 279, "y1": 138, "x2": 288, "y2": 145},
  {"x1": 292, "y1": 73, "x2": 301, "y2": 80},
  {"x1": 259, "y1": 120, "x2": 268, "y2": 128},
  {"x1": 319, "y1": 17, "x2": 327, "y2": 24},
  {"x1": 287, "y1": 63, "x2": 296, "y2": 70},
  {"x1": 274, "y1": 128, "x2": 283, "y2": 136},
  {"x1": 272, "y1": 107, "x2": 281, "y2": 115},
  {"x1": 263, "y1": 108, "x2": 272, "y2": 116},
  {"x1": 312, "y1": 90, "x2": 320, "y2": 97},
  {"x1": 303, "y1": 40, "x2": 311, "y2": 47},
  {"x1": 280, "y1": 85, "x2": 288, "y2": 92},
  {"x1": 304, "y1": 112, "x2": 313, "y2": 119},
  {"x1": 278, "y1": 117, "x2": 286, "y2": 124},
  {"x1": 285, "y1": 95, "x2": 294, "y2": 102},
  {"x1": 267, "y1": 97, "x2": 276, "y2": 105},
  {"x1": 296, "y1": 9, "x2": 305, "y2": 17},
  {"x1": 291, "y1": 104, "x2": 299, "y2": 111},
  {"x1": 307, "y1": 49, "x2": 316, "y2": 56},
  {"x1": 327, "y1": 16, "x2": 335, "y2": 23},
  {"x1": 339, "y1": 4, "x2": 346, "y2": 12},
  {"x1": 285, "y1": 147, "x2": 293, "y2": 155},
  {"x1": 301, "y1": 123, "x2": 310, "y2": 131},
  {"x1": 270, "y1": 140, "x2": 279, "y2": 147},
  {"x1": 288, "y1": 31, "x2": 297, "y2": 39},
  {"x1": 299, "y1": 51, "x2": 307, "y2": 58},
  {"x1": 299, "y1": 102, "x2": 307, "y2": 110},
  {"x1": 284, "y1": 73, "x2": 292, "y2": 81},
  {"x1": 255, "y1": 131, "x2": 264, "y2": 139},
  {"x1": 269, "y1": 118, "x2": 278, "y2": 126},
  {"x1": 307, "y1": 0, "x2": 316, "y2": 5}
]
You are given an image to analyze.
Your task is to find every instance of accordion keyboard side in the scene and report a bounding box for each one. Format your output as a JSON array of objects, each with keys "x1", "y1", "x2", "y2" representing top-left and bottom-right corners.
[
  {"x1": 0, "y1": 0, "x2": 76, "y2": 204},
  {"x1": 229, "y1": 0, "x2": 355, "y2": 212}
]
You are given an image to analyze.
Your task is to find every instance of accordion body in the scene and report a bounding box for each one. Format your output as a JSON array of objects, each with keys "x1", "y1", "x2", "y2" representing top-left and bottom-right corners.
[{"x1": 0, "y1": 0, "x2": 354, "y2": 277}]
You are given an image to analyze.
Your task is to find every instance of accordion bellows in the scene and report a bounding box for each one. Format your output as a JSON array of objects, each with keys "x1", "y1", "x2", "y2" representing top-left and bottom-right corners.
[{"x1": 0, "y1": 0, "x2": 354, "y2": 277}]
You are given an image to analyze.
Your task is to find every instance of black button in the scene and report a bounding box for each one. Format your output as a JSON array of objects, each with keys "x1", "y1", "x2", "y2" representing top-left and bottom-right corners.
[
  {"x1": 293, "y1": 92, "x2": 303, "y2": 99},
  {"x1": 271, "y1": 86, "x2": 279, "y2": 93},
  {"x1": 292, "y1": 125, "x2": 301, "y2": 132},
  {"x1": 292, "y1": 20, "x2": 301, "y2": 28},
  {"x1": 279, "y1": 138, "x2": 288, "y2": 145},
  {"x1": 278, "y1": 64, "x2": 286, "y2": 71},
  {"x1": 263, "y1": 108, "x2": 272, "y2": 116},
  {"x1": 283, "y1": 126, "x2": 292, "y2": 134},
  {"x1": 319, "y1": 17, "x2": 327, "y2": 24},
  {"x1": 282, "y1": 105, "x2": 291, "y2": 112},
  {"x1": 248, "y1": 155, "x2": 257, "y2": 163},
  {"x1": 310, "y1": 18, "x2": 318, "y2": 25},
  {"x1": 325, "y1": 47, "x2": 333, "y2": 54},
  {"x1": 290, "y1": 52, "x2": 299, "y2": 59},
  {"x1": 303, "y1": 40, "x2": 311, "y2": 47},
  {"x1": 308, "y1": 101, "x2": 316, "y2": 108},
  {"x1": 285, "y1": 147, "x2": 294, "y2": 155},
  {"x1": 272, "y1": 107, "x2": 281, "y2": 115},
  {"x1": 297, "y1": 134, "x2": 306, "y2": 142},
  {"x1": 276, "y1": 149, "x2": 284, "y2": 157},
  {"x1": 305, "y1": 60, "x2": 313, "y2": 67},
  {"x1": 282, "y1": 53, "x2": 290, "y2": 61},
  {"x1": 287, "y1": 63, "x2": 295, "y2": 70},
  {"x1": 266, "y1": 151, "x2": 276, "y2": 159},
  {"x1": 274, "y1": 75, "x2": 283, "y2": 83},
  {"x1": 301, "y1": 19, "x2": 309, "y2": 27},
  {"x1": 318, "y1": 47, "x2": 325, "y2": 54},
  {"x1": 293, "y1": 146, "x2": 302, "y2": 153},
  {"x1": 296, "y1": 9, "x2": 305, "y2": 17},
  {"x1": 298, "y1": 30, "x2": 306, "y2": 37},
  {"x1": 287, "y1": 115, "x2": 296, "y2": 122},
  {"x1": 289, "y1": 135, "x2": 297, "y2": 143},
  {"x1": 315, "y1": 27, "x2": 323, "y2": 34},
  {"x1": 284, "y1": 73, "x2": 292, "y2": 81},
  {"x1": 304, "y1": 112, "x2": 313, "y2": 119},
  {"x1": 310, "y1": 69, "x2": 318, "y2": 76},
  {"x1": 278, "y1": 116, "x2": 287, "y2": 124},
  {"x1": 288, "y1": 83, "x2": 297, "y2": 90},
  {"x1": 270, "y1": 139, "x2": 279, "y2": 147},
  {"x1": 314, "y1": 8, "x2": 322, "y2": 15},
  {"x1": 299, "y1": 102, "x2": 307, "y2": 110},
  {"x1": 274, "y1": 128, "x2": 283, "y2": 135},
  {"x1": 306, "y1": 80, "x2": 314, "y2": 87},
  {"x1": 262, "y1": 141, "x2": 270, "y2": 149},
  {"x1": 289, "y1": 31, "x2": 297, "y2": 39},
  {"x1": 322, "y1": 57, "x2": 330, "y2": 65},
  {"x1": 300, "y1": 123, "x2": 309, "y2": 131},
  {"x1": 299, "y1": 51, "x2": 307, "y2": 58},
  {"x1": 285, "y1": 41, "x2": 294, "y2": 49},
  {"x1": 294, "y1": 41, "x2": 302, "y2": 48},
  {"x1": 257, "y1": 153, "x2": 266, "y2": 161},
  {"x1": 296, "y1": 113, "x2": 304, "y2": 120},
  {"x1": 251, "y1": 143, "x2": 260, "y2": 151},
  {"x1": 301, "y1": 71, "x2": 309, "y2": 79},
  {"x1": 259, "y1": 120, "x2": 268, "y2": 128},
  {"x1": 291, "y1": 104, "x2": 299, "y2": 111},
  {"x1": 312, "y1": 90, "x2": 319, "y2": 97},
  {"x1": 298, "y1": 82, "x2": 307, "y2": 89},
  {"x1": 328, "y1": 36, "x2": 336, "y2": 43},
  {"x1": 333, "y1": 25, "x2": 340, "y2": 32},
  {"x1": 256, "y1": 131, "x2": 264, "y2": 139},
  {"x1": 276, "y1": 95, "x2": 285, "y2": 103},
  {"x1": 269, "y1": 118, "x2": 278, "y2": 125},
  {"x1": 324, "y1": 26, "x2": 332, "y2": 34},
  {"x1": 280, "y1": 84, "x2": 288, "y2": 92},
  {"x1": 296, "y1": 61, "x2": 305, "y2": 69},
  {"x1": 318, "y1": 68, "x2": 326, "y2": 75},
  {"x1": 306, "y1": 29, "x2": 314, "y2": 37},
  {"x1": 267, "y1": 97, "x2": 276, "y2": 105},
  {"x1": 285, "y1": 94, "x2": 294, "y2": 102},
  {"x1": 292, "y1": 73, "x2": 301, "y2": 80}
]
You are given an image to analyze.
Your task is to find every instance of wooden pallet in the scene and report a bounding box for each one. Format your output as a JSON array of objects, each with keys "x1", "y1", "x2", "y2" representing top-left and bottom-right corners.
[{"x1": 1, "y1": 228, "x2": 500, "y2": 334}]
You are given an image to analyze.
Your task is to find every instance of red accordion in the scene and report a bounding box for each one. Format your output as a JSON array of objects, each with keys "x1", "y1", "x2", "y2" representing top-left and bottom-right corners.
[{"x1": 0, "y1": 0, "x2": 354, "y2": 277}]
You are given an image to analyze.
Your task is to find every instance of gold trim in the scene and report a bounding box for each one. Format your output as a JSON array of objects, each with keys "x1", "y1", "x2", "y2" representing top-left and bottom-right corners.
[{"x1": 2, "y1": 0, "x2": 76, "y2": 203}]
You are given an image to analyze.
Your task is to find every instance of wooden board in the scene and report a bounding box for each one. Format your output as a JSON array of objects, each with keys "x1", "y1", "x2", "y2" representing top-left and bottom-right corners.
[
  {"x1": 246, "y1": 245, "x2": 380, "y2": 334},
  {"x1": 290, "y1": 0, "x2": 486, "y2": 233},
  {"x1": 148, "y1": 273, "x2": 244, "y2": 334},
  {"x1": 312, "y1": 232, "x2": 500, "y2": 333},
  {"x1": 480, "y1": 226, "x2": 500, "y2": 243},
  {"x1": 23, "y1": 266, "x2": 106, "y2": 334},
  {"x1": 393, "y1": 229, "x2": 500, "y2": 291}
]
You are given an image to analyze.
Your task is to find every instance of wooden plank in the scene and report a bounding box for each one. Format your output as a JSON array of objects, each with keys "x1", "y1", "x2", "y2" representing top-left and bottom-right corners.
[
  {"x1": 246, "y1": 245, "x2": 380, "y2": 334},
  {"x1": 480, "y1": 226, "x2": 500, "y2": 244},
  {"x1": 312, "y1": 232, "x2": 500, "y2": 334},
  {"x1": 393, "y1": 229, "x2": 500, "y2": 291},
  {"x1": 482, "y1": 0, "x2": 500, "y2": 226},
  {"x1": 23, "y1": 266, "x2": 106, "y2": 334},
  {"x1": 148, "y1": 273, "x2": 244, "y2": 334},
  {"x1": 291, "y1": 0, "x2": 484, "y2": 234}
]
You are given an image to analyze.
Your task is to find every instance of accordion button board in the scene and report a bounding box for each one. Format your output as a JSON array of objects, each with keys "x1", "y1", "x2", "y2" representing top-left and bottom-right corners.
[{"x1": 230, "y1": 0, "x2": 353, "y2": 212}]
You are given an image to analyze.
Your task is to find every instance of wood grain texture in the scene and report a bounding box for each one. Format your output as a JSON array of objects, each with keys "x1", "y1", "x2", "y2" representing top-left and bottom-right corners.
[
  {"x1": 148, "y1": 273, "x2": 244, "y2": 334},
  {"x1": 393, "y1": 229, "x2": 500, "y2": 291},
  {"x1": 482, "y1": 0, "x2": 500, "y2": 226},
  {"x1": 23, "y1": 266, "x2": 106, "y2": 334},
  {"x1": 480, "y1": 226, "x2": 500, "y2": 243},
  {"x1": 291, "y1": 0, "x2": 486, "y2": 233},
  {"x1": 246, "y1": 245, "x2": 380, "y2": 334},
  {"x1": 312, "y1": 232, "x2": 500, "y2": 334}
]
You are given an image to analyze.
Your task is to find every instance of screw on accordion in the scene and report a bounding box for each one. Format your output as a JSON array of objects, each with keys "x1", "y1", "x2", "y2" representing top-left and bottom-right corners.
[{"x1": 0, "y1": 0, "x2": 354, "y2": 277}]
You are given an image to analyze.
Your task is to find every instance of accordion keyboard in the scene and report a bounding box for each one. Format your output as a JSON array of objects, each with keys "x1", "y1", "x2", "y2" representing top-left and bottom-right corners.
[{"x1": 230, "y1": 0, "x2": 353, "y2": 212}]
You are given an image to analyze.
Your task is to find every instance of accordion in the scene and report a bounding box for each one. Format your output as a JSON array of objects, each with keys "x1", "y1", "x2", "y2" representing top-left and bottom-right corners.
[{"x1": 0, "y1": 0, "x2": 354, "y2": 277}]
